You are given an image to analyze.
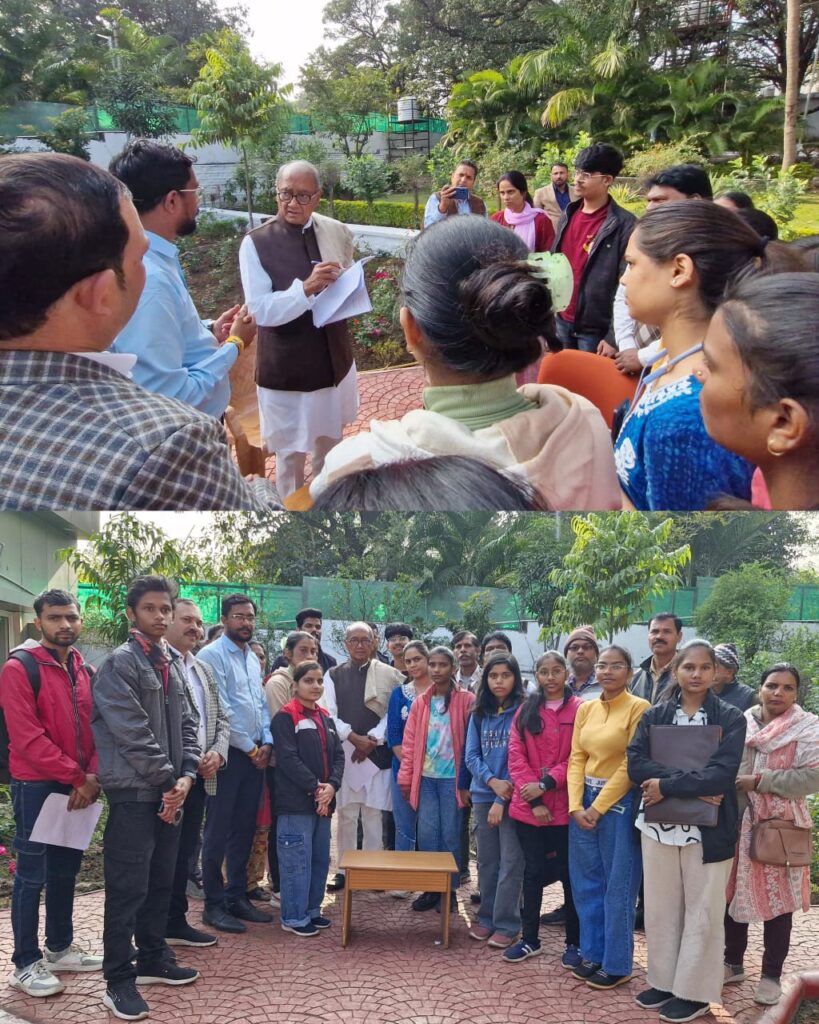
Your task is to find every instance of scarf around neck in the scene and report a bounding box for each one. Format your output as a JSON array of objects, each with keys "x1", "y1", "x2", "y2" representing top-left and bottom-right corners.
[{"x1": 503, "y1": 202, "x2": 542, "y2": 251}]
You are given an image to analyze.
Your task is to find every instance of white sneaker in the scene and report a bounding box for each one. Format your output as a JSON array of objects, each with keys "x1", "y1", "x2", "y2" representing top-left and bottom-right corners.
[
  {"x1": 9, "y1": 959, "x2": 66, "y2": 997},
  {"x1": 388, "y1": 890, "x2": 411, "y2": 899},
  {"x1": 269, "y1": 891, "x2": 281, "y2": 908},
  {"x1": 754, "y1": 976, "x2": 782, "y2": 1005},
  {"x1": 44, "y1": 942, "x2": 104, "y2": 972}
]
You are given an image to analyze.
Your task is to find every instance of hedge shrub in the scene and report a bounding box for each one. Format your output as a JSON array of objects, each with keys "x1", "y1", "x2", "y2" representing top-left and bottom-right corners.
[{"x1": 316, "y1": 199, "x2": 418, "y2": 228}]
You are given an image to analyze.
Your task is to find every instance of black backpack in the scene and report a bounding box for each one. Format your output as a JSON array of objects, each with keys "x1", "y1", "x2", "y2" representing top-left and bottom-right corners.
[{"x1": 0, "y1": 649, "x2": 94, "y2": 784}]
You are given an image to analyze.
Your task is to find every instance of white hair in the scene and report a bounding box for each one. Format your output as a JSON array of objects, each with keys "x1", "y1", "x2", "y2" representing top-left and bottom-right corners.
[
  {"x1": 345, "y1": 621, "x2": 373, "y2": 638},
  {"x1": 276, "y1": 160, "x2": 321, "y2": 190}
]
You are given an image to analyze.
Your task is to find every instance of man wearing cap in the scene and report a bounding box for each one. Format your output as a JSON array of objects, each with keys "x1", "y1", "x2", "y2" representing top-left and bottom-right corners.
[
  {"x1": 564, "y1": 627, "x2": 601, "y2": 700},
  {"x1": 630, "y1": 613, "x2": 683, "y2": 704},
  {"x1": 712, "y1": 643, "x2": 756, "y2": 711}
]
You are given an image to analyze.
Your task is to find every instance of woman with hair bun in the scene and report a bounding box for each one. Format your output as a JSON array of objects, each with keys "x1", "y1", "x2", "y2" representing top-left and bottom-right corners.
[
  {"x1": 310, "y1": 215, "x2": 620, "y2": 510},
  {"x1": 699, "y1": 273, "x2": 819, "y2": 510},
  {"x1": 491, "y1": 171, "x2": 555, "y2": 253}
]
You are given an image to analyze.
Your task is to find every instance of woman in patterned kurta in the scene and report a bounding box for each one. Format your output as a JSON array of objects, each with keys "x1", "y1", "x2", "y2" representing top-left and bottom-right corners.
[
  {"x1": 724, "y1": 665, "x2": 819, "y2": 1006},
  {"x1": 614, "y1": 203, "x2": 763, "y2": 510}
]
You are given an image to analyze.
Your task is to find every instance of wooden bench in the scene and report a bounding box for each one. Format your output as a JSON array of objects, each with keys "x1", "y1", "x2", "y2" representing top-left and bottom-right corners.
[{"x1": 338, "y1": 850, "x2": 458, "y2": 948}]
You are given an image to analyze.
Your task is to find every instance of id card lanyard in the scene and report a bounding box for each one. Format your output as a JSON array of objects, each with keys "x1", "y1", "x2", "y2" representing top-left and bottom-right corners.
[{"x1": 624, "y1": 341, "x2": 704, "y2": 427}]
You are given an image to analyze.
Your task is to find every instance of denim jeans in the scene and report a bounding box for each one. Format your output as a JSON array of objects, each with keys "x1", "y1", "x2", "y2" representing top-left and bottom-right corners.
[
  {"x1": 569, "y1": 784, "x2": 641, "y2": 976},
  {"x1": 10, "y1": 779, "x2": 84, "y2": 969},
  {"x1": 102, "y1": 800, "x2": 182, "y2": 982},
  {"x1": 277, "y1": 814, "x2": 331, "y2": 928},
  {"x1": 556, "y1": 316, "x2": 603, "y2": 353},
  {"x1": 202, "y1": 746, "x2": 264, "y2": 909},
  {"x1": 473, "y1": 801, "x2": 523, "y2": 937},
  {"x1": 390, "y1": 773, "x2": 417, "y2": 852},
  {"x1": 416, "y1": 776, "x2": 460, "y2": 887}
]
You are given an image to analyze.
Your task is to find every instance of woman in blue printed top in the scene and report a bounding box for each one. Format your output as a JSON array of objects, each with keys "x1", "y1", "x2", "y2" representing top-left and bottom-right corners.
[
  {"x1": 387, "y1": 641, "x2": 432, "y2": 861},
  {"x1": 464, "y1": 653, "x2": 526, "y2": 949},
  {"x1": 614, "y1": 202, "x2": 769, "y2": 510}
]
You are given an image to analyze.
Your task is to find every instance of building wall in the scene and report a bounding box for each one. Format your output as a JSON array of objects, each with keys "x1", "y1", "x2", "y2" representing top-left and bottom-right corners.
[{"x1": 0, "y1": 513, "x2": 98, "y2": 658}]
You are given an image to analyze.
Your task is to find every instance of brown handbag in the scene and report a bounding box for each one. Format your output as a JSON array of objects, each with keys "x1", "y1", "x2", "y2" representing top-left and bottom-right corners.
[{"x1": 749, "y1": 817, "x2": 812, "y2": 867}]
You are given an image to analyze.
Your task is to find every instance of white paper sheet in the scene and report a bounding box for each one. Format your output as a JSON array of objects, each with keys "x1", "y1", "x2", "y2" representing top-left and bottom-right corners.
[
  {"x1": 341, "y1": 739, "x2": 379, "y2": 793},
  {"x1": 311, "y1": 258, "x2": 375, "y2": 328},
  {"x1": 29, "y1": 793, "x2": 103, "y2": 851}
]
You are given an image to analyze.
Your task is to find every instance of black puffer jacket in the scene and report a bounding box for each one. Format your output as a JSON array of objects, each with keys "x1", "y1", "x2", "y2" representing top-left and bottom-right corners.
[
  {"x1": 627, "y1": 690, "x2": 746, "y2": 863},
  {"x1": 272, "y1": 698, "x2": 344, "y2": 816},
  {"x1": 552, "y1": 196, "x2": 636, "y2": 340}
]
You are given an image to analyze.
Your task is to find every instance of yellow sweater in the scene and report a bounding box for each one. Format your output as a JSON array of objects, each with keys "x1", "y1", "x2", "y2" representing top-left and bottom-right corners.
[{"x1": 567, "y1": 689, "x2": 650, "y2": 815}]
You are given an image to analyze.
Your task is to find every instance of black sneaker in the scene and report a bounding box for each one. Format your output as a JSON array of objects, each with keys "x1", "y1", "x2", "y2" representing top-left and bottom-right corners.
[
  {"x1": 225, "y1": 897, "x2": 273, "y2": 923},
  {"x1": 412, "y1": 891, "x2": 441, "y2": 912},
  {"x1": 103, "y1": 979, "x2": 149, "y2": 1020},
  {"x1": 311, "y1": 916, "x2": 332, "y2": 929},
  {"x1": 658, "y1": 999, "x2": 711, "y2": 1023},
  {"x1": 165, "y1": 922, "x2": 218, "y2": 947},
  {"x1": 572, "y1": 960, "x2": 602, "y2": 981},
  {"x1": 586, "y1": 970, "x2": 632, "y2": 990},
  {"x1": 636, "y1": 988, "x2": 675, "y2": 1009},
  {"x1": 540, "y1": 904, "x2": 567, "y2": 926},
  {"x1": 326, "y1": 873, "x2": 345, "y2": 892},
  {"x1": 135, "y1": 961, "x2": 199, "y2": 986},
  {"x1": 281, "y1": 921, "x2": 319, "y2": 937}
]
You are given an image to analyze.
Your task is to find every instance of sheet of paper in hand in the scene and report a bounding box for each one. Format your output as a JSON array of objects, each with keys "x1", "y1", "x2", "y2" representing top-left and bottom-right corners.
[
  {"x1": 312, "y1": 257, "x2": 375, "y2": 328},
  {"x1": 29, "y1": 793, "x2": 104, "y2": 850}
]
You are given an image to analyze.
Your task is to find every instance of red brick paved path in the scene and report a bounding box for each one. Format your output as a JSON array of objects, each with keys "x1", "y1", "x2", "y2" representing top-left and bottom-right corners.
[
  {"x1": 1, "y1": 884, "x2": 815, "y2": 1024},
  {"x1": 263, "y1": 365, "x2": 425, "y2": 486}
]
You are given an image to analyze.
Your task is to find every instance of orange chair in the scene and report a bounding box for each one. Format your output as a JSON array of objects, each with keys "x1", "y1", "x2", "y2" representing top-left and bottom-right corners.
[{"x1": 536, "y1": 350, "x2": 638, "y2": 430}]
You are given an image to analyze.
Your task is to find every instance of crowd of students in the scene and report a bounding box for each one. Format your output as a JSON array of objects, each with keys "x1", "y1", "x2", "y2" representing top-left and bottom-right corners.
[{"x1": 2, "y1": 585, "x2": 816, "y2": 1023}]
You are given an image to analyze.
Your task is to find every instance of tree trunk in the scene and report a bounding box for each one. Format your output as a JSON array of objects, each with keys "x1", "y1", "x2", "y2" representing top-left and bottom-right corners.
[
  {"x1": 242, "y1": 144, "x2": 255, "y2": 229},
  {"x1": 783, "y1": 0, "x2": 800, "y2": 170},
  {"x1": 413, "y1": 183, "x2": 420, "y2": 229}
]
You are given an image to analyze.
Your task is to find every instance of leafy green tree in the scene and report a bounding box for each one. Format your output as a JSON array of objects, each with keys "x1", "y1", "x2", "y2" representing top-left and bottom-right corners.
[
  {"x1": 97, "y1": 65, "x2": 177, "y2": 138},
  {"x1": 499, "y1": 513, "x2": 574, "y2": 629},
  {"x1": 693, "y1": 562, "x2": 792, "y2": 660},
  {"x1": 190, "y1": 30, "x2": 290, "y2": 227},
  {"x1": 38, "y1": 108, "x2": 90, "y2": 158},
  {"x1": 58, "y1": 513, "x2": 204, "y2": 646},
  {"x1": 393, "y1": 152, "x2": 430, "y2": 228},
  {"x1": 551, "y1": 514, "x2": 691, "y2": 643},
  {"x1": 342, "y1": 154, "x2": 392, "y2": 209},
  {"x1": 291, "y1": 139, "x2": 345, "y2": 217},
  {"x1": 299, "y1": 64, "x2": 390, "y2": 158}
]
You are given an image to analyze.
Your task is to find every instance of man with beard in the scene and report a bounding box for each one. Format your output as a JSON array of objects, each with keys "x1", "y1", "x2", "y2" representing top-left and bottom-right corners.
[
  {"x1": 271, "y1": 608, "x2": 337, "y2": 675},
  {"x1": 163, "y1": 600, "x2": 230, "y2": 949},
  {"x1": 630, "y1": 613, "x2": 683, "y2": 704},
  {"x1": 196, "y1": 595, "x2": 273, "y2": 932},
  {"x1": 322, "y1": 622, "x2": 404, "y2": 891},
  {"x1": 564, "y1": 627, "x2": 601, "y2": 701},
  {"x1": 92, "y1": 577, "x2": 201, "y2": 1020},
  {"x1": 109, "y1": 140, "x2": 256, "y2": 418},
  {"x1": 0, "y1": 590, "x2": 102, "y2": 999}
]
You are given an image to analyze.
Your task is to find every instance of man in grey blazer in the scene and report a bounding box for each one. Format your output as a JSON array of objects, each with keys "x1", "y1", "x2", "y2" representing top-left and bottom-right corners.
[{"x1": 164, "y1": 599, "x2": 231, "y2": 947}]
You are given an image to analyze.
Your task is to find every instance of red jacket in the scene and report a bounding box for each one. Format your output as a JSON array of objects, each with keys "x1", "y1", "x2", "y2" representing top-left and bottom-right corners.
[
  {"x1": 0, "y1": 644, "x2": 97, "y2": 786},
  {"x1": 397, "y1": 686, "x2": 474, "y2": 811},
  {"x1": 508, "y1": 692, "x2": 580, "y2": 827},
  {"x1": 491, "y1": 209, "x2": 556, "y2": 253}
]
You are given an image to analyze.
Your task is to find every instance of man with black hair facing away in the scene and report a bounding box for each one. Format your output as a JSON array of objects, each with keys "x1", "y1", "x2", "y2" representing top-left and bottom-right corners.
[
  {"x1": 109, "y1": 139, "x2": 256, "y2": 418},
  {"x1": 552, "y1": 143, "x2": 636, "y2": 354},
  {"x1": 92, "y1": 576, "x2": 201, "y2": 1021},
  {"x1": 1, "y1": 590, "x2": 102, "y2": 999}
]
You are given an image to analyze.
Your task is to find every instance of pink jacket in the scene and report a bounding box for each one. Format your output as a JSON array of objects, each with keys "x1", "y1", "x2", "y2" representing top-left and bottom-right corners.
[
  {"x1": 397, "y1": 686, "x2": 475, "y2": 811},
  {"x1": 508, "y1": 693, "x2": 581, "y2": 827}
]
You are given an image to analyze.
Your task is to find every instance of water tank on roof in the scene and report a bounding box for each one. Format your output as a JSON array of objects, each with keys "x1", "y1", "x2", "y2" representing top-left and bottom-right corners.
[{"x1": 396, "y1": 97, "x2": 421, "y2": 123}]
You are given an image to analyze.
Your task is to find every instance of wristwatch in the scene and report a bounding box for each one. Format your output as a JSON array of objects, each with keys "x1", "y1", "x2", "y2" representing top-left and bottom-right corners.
[{"x1": 538, "y1": 781, "x2": 547, "y2": 792}]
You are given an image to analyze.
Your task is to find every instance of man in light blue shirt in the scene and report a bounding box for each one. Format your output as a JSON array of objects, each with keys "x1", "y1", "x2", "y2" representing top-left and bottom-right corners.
[
  {"x1": 423, "y1": 159, "x2": 488, "y2": 228},
  {"x1": 109, "y1": 140, "x2": 256, "y2": 419},
  {"x1": 196, "y1": 593, "x2": 273, "y2": 932}
]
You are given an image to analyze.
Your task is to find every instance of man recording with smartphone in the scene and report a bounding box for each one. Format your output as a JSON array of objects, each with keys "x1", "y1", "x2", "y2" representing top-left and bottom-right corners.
[
  {"x1": 92, "y1": 576, "x2": 202, "y2": 1021},
  {"x1": 423, "y1": 159, "x2": 488, "y2": 228}
]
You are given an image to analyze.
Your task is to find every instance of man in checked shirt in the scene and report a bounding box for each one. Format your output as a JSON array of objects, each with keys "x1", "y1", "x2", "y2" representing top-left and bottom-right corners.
[{"x1": 0, "y1": 152, "x2": 280, "y2": 511}]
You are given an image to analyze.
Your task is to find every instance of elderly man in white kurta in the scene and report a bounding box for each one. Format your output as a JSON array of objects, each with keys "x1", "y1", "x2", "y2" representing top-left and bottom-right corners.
[
  {"x1": 322, "y1": 622, "x2": 403, "y2": 890},
  {"x1": 238, "y1": 160, "x2": 359, "y2": 497}
]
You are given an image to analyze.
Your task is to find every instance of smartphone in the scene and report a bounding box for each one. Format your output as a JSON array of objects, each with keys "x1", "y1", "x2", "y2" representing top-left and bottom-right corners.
[
  {"x1": 159, "y1": 800, "x2": 183, "y2": 826},
  {"x1": 454, "y1": 186, "x2": 470, "y2": 202}
]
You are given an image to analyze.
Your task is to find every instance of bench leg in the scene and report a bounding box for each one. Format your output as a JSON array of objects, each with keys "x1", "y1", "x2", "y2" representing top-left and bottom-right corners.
[
  {"x1": 442, "y1": 876, "x2": 452, "y2": 948},
  {"x1": 341, "y1": 879, "x2": 352, "y2": 947}
]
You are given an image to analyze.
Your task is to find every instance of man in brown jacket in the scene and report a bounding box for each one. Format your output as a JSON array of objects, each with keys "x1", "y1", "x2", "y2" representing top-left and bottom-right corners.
[
  {"x1": 238, "y1": 160, "x2": 359, "y2": 497},
  {"x1": 533, "y1": 162, "x2": 577, "y2": 231}
]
